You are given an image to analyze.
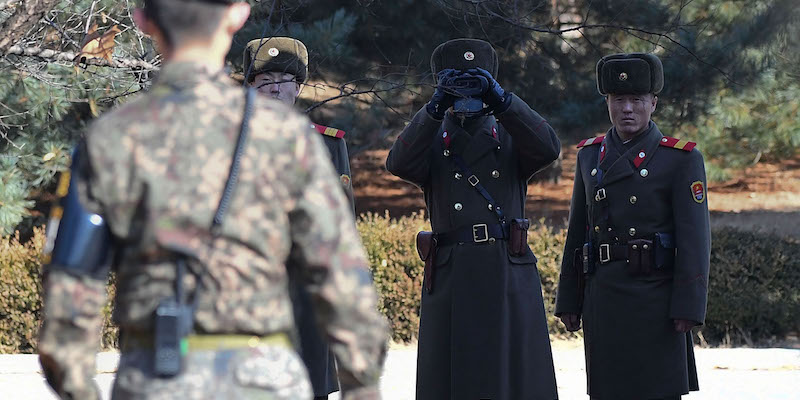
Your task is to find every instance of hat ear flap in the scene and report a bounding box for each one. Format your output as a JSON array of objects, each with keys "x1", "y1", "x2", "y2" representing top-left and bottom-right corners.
[
  {"x1": 596, "y1": 58, "x2": 607, "y2": 95},
  {"x1": 649, "y1": 55, "x2": 664, "y2": 94}
]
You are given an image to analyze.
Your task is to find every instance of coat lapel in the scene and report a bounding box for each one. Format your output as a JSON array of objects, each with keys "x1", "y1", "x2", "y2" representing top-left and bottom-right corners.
[
  {"x1": 600, "y1": 122, "x2": 661, "y2": 187},
  {"x1": 461, "y1": 117, "x2": 500, "y2": 165},
  {"x1": 628, "y1": 122, "x2": 665, "y2": 171}
]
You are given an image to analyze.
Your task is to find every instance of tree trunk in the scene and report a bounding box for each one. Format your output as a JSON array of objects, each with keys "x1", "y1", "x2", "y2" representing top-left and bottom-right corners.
[{"x1": 0, "y1": 0, "x2": 61, "y2": 55}]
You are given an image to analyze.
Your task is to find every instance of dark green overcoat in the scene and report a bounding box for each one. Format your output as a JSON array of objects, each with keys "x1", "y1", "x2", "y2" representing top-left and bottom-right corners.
[
  {"x1": 386, "y1": 94, "x2": 561, "y2": 400},
  {"x1": 555, "y1": 122, "x2": 711, "y2": 399}
]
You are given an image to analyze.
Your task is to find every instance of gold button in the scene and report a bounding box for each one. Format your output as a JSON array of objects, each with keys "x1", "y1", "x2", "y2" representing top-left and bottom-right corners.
[
  {"x1": 455, "y1": 173, "x2": 462, "y2": 180},
  {"x1": 630, "y1": 196, "x2": 638, "y2": 204},
  {"x1": 488, "y1": 204, "x2": 494, "y2": 210},
  {"x1": 640, "y1": 169, "x2": 649, "y2": 178},
  {"x1": 594, "y1": 226, "x2": 600, "y2": 233},
  {"x1": 443, "y1": 150, "x2": 451, "y2": 157},
  {"x1": 454, "y1": 203, "x2": 463, "y2": 211},
  {"x1": 632, "y1": 244, "x2": 638, "y2": 250},
  {"x1": 629, "y1": 228, "x2": 636, "y2": 236},
  {"x1": 643, "y1": 244, "x2": 649, "y2": 250},
  {"x1": 492, "y1": 170, "x2": 500, "y2": 178},
  {"x1": 591, "y1": 168, "x2": 598, "y2": 177}
]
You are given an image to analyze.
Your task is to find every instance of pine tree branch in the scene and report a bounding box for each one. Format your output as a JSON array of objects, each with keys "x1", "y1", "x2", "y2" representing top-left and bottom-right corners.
[
  {"x1": 0, "y1": 0, "x2": 22, "y2": 12},
  {"x1": 0, "y1": 0, "x2": 61, "y2": 54},
  {"x1": 5, "y1": 45, "x2": 159, "y2": 70}
]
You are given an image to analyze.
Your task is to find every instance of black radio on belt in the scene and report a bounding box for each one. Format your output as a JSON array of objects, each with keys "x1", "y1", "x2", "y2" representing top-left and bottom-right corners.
[{"x1": 154, "y1": 259, "x2": 194, "y2": 377}]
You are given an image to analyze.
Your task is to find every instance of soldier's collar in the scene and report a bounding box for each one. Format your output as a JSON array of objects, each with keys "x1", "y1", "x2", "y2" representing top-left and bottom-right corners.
[{"x1": 154, "y1": 62, "x2": 227, "y2": 90}]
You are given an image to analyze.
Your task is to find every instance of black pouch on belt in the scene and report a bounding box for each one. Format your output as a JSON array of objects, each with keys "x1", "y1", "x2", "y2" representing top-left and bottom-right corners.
[
  {"x1": 509, "y1": 218, "x2": 530, "y2": 256},
  {"x1": 627, "y1": 239, "x2": 654, "y2": 276},
  {"x1": 416, "y1": 231, "x2": 438, "y2": 293}
]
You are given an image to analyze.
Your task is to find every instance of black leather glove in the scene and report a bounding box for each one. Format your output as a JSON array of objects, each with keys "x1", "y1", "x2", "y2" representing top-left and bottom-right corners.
[
  {"x1": 426, "y1": 69, "x2": 458, "y2": 120},
  {"x1": 475, "y1": 67, "x2": 512, "y2": 114}
]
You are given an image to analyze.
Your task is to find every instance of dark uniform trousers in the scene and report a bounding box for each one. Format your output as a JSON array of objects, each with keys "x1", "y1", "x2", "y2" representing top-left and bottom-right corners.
[{"x1": 387, "y1": 94, "x2": 561, "y2": 400}]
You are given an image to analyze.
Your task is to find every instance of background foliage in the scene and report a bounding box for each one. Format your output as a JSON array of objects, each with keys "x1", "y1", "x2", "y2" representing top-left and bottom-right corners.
[
  {"x1": 1, "y1": 0, "x2": 799, "y2": 234},
  {"x1": 2, "y1": 215, "x2": 798, "y2": 352}
]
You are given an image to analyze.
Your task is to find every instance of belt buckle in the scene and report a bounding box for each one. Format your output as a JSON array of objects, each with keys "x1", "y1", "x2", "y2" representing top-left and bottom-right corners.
[
  {"x1": 472, "y1": 224, "x2": 489, "y2": 243},
  {"x1": 599, "y1": 243, "x2": 611, "y2": 263},
  {"x1": 595, "y1": 188, "x2": 607, "y2": 202}
]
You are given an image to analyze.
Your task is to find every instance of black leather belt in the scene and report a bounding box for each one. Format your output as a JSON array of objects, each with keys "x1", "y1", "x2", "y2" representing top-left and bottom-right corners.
[
  {"x1": 436, "y1": 223, "x2": 508, "y2": 247},
  {"x1": 598, "y1": 243, "x2": 629, "y2": 264}
]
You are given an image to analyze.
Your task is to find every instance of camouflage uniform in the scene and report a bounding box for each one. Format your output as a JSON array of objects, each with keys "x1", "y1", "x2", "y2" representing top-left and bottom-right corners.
[{"x1": 38, "y1": 62, "x2": 388, "y2": 400}]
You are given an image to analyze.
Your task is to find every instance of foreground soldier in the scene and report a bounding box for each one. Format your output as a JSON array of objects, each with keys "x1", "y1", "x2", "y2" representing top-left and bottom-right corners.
[
  {"x1": 555, "y1": 53, "x2": 711, "y2": 399},
  {"x1": 243, "y1": 36, "x2": 352, "y2": 400},
  {"x1": 386, "y1": 38, "x2": 560, "y2": 400},
  {"x1": 37, "y1": 1, "x2": 387, "y2": 399}
]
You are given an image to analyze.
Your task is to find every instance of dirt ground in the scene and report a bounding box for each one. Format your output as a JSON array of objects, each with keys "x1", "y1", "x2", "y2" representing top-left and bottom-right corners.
[{"x1": 352, "y1": 147, "x2": 800, "y2": 236}]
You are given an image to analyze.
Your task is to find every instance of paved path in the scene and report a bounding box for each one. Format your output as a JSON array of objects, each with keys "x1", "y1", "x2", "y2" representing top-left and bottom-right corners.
[{"x1": 1, "y1": 343, "x2": 798, "y2": 399}]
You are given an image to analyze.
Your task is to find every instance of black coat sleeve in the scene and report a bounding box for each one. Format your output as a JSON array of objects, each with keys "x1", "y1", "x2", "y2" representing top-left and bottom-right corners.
[
  {"x1": 555, "y1": 154, "x2": 588, "y2": 317},
  {"x1": 669, "y1": 149, "x2": 711, "y2": 324},
  {"x1": 385, "y1": 107, "x2": 442, "y2": 187},
  {"x1": 494, "y1": 93, "x2": 561, "y2": 180}
]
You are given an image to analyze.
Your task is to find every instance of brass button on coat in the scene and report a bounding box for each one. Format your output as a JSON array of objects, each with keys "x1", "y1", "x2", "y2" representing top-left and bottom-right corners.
[
  {"x1": 640, "y1": 169, "x2": 649, "y2": 177},
  {"x1": 492, "y1": 170, "x2": 500, "y2": 178},
  {"x1": 454, "y1": 203, "x2": 463, "y2": 211},
  {"x1": 595, "y1": 226, "x2": 600, "y2": 233},
  {"x1": 629, "y1": 228, "x2": 636, "y2": 236},
  {"x1": 443, "y1": 150, "x2": 451, "y2": 157},
  {"x1": 630, "y1": 196, "x2": 638, "y2": 204},
  {"x1": 591, "y1": 168, "x2": 598, "y2": 177},
  {"x1": 455, "y1": 173, "x2": 462, "y2": 180}
]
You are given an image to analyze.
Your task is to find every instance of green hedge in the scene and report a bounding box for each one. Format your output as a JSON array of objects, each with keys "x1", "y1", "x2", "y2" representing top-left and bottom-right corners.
[{"x1": 2, "y1": 217, "x2": 798, "y2": 353}]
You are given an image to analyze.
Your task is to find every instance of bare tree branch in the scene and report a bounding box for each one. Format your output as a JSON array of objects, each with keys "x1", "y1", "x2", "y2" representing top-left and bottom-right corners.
[
  {"x1": 6, "y1": 45, "x2": 159, "y2": 70},
  {"x1": 0, "y1": 0, "x2": 61, "y2": 54}
]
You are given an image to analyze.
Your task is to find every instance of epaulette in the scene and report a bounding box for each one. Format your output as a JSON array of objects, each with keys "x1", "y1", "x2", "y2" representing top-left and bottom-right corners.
[
  {"x1": 659, "y1": 136, "x2": 696, "y2": 152},
  {"x1": 576, "y1": 135, "x2": 605, "y2": 149},
  {"x1": 311, "y1": 123, "x2": 346, "y2": 139}
]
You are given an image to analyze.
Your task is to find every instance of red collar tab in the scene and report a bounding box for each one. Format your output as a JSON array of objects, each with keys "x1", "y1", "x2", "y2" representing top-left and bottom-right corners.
[
  {"x1": 442, "y1": 131, "x2": 452, "y2": 148},
  {"x1": 633, "y1": 148, "x2": 647, "y2": 168}
]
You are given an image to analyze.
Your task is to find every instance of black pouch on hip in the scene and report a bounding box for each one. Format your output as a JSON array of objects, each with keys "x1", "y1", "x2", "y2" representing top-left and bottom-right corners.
[
  {"x1": 509, "y1": 218, "x2": 530, "y2": 256},
  {"x1": 416, "y1": 231, "x2": 438, "y2": 293},
  {"x1": 627, "y1": 239, "x2": 654, "y2": 276}
]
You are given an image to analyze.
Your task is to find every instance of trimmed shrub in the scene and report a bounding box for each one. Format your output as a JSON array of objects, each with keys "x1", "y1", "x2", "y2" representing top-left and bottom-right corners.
[
  {"x1": 699, "y1": 227, "x2": 800, "y2": 346},
  {"x1": 2, "y1": 218, "x2": 798, "y2": 352},
  {"x1": 0, "y1": 229, "x2": 44, "y2": 353},
  {"x1": 358, "y1": 211, "x2": 428, "y2": 343}
]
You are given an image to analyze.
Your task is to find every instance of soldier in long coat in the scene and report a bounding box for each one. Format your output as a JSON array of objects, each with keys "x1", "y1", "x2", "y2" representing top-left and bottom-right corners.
[
  {"x1": 386, "y1": 38, "x2": 560, "y2": 400},
  {"x1": 243, "y1": 37, "x2": 353, "y2": 399},
  {"x1": 555, "y1": 53, "x2": 711, "y2": 399}
]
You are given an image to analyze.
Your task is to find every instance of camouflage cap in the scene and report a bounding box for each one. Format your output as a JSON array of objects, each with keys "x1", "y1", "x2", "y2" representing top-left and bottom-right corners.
[
  {"x1": 243, "y1": 37, "x2": 309, "y2": 83},
  {"x1": 596, "y1": 53, "x2": 664, "y2": 95},
  {"x1": 431, "y1": 38, "x2": 499, "y2": 81}
]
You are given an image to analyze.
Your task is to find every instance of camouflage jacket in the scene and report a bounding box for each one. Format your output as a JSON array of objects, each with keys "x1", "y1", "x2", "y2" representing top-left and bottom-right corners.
[{"x1": 38, "y1": 62, "x2": 387, "y2": 399}]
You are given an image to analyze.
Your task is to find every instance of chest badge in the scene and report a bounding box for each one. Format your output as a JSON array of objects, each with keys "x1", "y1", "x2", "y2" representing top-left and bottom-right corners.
[
  {"x1": 691, "y1": 181, "x2": 706, "y2": 203},
  {"x1": 340, "y1": 174, "x2": 351, "y2": 188}
]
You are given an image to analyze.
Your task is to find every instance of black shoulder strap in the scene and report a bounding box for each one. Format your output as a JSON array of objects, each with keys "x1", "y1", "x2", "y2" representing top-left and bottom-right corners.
[{"x1": 211, "y1": 87, "x2": 256, "y2": 235}]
